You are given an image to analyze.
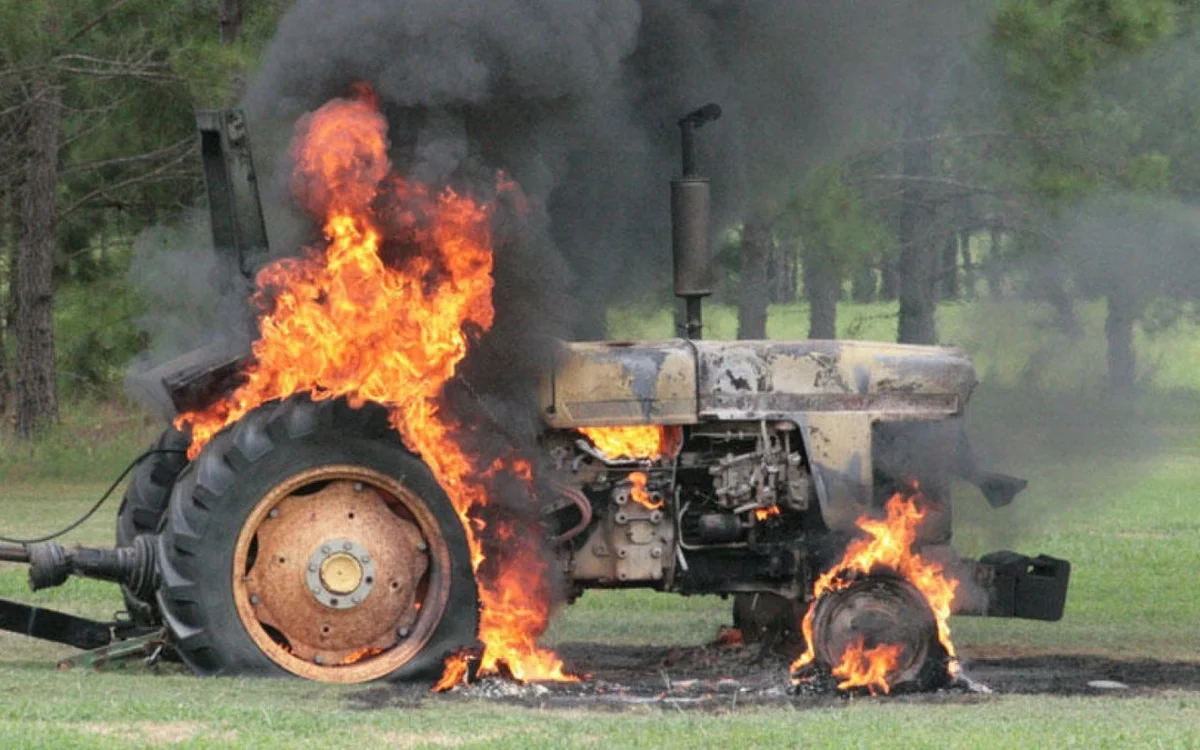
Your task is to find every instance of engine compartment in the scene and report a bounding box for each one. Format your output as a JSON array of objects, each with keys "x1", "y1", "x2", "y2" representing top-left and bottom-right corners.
[{"x1": 546, "y1": 421, "x2": 823, "y2": 600}]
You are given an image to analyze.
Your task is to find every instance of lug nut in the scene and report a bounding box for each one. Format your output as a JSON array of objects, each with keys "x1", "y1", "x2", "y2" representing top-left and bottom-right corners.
[
  {"x1": 308, "y1": 563, "x2": 317, "y2": 573},
  {"x1": 250, "y1": 594, "x2": 261, "y2": 605},
  {"x1": 353, "y1": 482, "x2": 365, "y2": 492},
  {"x1": 361, "y1": 555, "x2": 370, "y2": 564},
  {"x1": 321, "y1": 545, "x2": 331, "y2": 554},
  {"x1": 397, "y1": 627, "x2": 410, "y2": 638},
  {"x1": 343, "y1": 542, "x2": 352, "y2": 551},
  {"x1": 268, "y1": 508, "x2": 279, "y2": 518},
  {"x1": 314, "y1": 655, "x2": 325, "y2": 665},
  {"x1": 651, "y1": 548, "x2": 663, "y2": 559},
  {"x1": 417, "y1": 541, "x2": 428, "y2": 552}
]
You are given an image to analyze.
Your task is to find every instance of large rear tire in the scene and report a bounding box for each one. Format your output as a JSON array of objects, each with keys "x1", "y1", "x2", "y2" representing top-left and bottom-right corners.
[
  {"x1": 115, "y1": 425, "x2": 191, "y2": 624},
  {"x1": 155, "y1": 396, "x2": 479, "y2": 682}
]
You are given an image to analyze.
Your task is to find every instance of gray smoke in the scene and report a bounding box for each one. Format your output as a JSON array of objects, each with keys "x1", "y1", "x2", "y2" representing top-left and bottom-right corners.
[
  {"x1": 126, "y1": 213, "x2": 254, "y2": 358},
  {"x1": 243, "y1": 0, "x2": 991, "y2": 338}
]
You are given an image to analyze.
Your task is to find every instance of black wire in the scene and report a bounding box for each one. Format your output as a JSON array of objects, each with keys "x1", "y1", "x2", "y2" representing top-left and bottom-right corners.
[{"x1": 0, "y1": 448, "x2": 189, "y2": 545}]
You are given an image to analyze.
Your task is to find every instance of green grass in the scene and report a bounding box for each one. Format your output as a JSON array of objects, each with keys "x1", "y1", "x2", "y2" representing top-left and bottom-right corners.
[
  {"x1": 0, "y1": 677, "x2": 1198, "y2": 749},
  {"x1": 0, "y1": 671, "x2": 1196, "y2": 749},
  {"x1": 0, "y1": 399, "x2": 161, "y2": 483}
]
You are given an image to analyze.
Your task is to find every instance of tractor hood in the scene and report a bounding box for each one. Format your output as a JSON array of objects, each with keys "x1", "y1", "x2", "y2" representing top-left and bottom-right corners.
[{"x1": 539, "y1": 338, "x2": 976, "y2": 428}]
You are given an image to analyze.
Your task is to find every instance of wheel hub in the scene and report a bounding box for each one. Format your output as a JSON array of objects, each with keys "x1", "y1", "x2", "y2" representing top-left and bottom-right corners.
[
  {"x1": 320, "y1": 552, "x2": 362, "y2": 595},
  {"x1": 307, "y1": 540, "x2": 375, "y2": 608}
]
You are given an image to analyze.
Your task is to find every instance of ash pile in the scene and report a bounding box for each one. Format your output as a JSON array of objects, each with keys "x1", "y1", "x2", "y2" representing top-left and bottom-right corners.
[{"x1": 430, "y1": 619, "x2": 987, "y2": 709}]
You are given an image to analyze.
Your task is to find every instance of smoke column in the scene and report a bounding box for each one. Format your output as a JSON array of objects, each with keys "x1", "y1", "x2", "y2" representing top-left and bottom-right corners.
[{"x1": 243, "y1": 0, "x2": 990, "y2": 340}]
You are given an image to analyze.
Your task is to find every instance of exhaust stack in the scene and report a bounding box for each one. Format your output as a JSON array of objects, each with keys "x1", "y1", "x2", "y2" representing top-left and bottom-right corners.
[{"x1": 673, "y1": 103, "x2": 721, "y2": 340}]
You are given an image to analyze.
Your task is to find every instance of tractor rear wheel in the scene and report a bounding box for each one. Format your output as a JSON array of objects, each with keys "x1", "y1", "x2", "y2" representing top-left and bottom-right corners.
[
  {"x1": 115, "y1": 425, "x2": 191, "y2": 624},
  {"x1": 155, "y1": 396, "x2": 478, "y2": 682}
]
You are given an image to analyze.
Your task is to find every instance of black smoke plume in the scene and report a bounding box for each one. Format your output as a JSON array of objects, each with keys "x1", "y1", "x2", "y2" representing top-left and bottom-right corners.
[{"x1": 243, "y1": 0, "x2": 988, "y2": 340}]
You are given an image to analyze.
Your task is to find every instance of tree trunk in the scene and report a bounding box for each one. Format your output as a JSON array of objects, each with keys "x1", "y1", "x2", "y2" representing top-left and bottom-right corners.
[
  {"x1": 1037, "y1": 255, "x2": 1078, "y2": 336},
  {"x1": 959, "y1": 230, "x2": 976, "y2": 300},
  {"x1": 940, "y1": 231, "x2": 959, "y2": 300},
  {"x1": 896, "y1": 112, "x2": 938, "y2": 345},
  {"x1": 803, "y1": 251, "x2": 838, "y2": 339},
  {"x1": 0, "y1": 176, "x2": 14, "y2": 415},
  {"x1": 14, "y1": 72, "x2": 62, "y2": 437},
  {"x1": 1105, "y1": 292, "x2": 1136, "y2": 397},
  {"x1": 850, "y1": 262, "x2": 877, "y2": 303},
  {"x1": 986, "y1": 227, "x2": 1003, "y2": 299},
  {"x1": 737, "y1": 218, "x2": 771, "y2": 340},
  {"x1": 766, "y1": 243, "x2": 798, "y2": 304},
  {"x1": 879, "y1": 256, "x2": 898, "y2": 300},
  {"x1": 218, "y1": 0, "x2": 243, "y2": 44}
]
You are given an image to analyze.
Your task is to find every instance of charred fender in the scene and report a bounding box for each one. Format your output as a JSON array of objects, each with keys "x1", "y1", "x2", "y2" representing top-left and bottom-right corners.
[{"x1": 155, "y1": 396, "x2": 478, "y2": 682}]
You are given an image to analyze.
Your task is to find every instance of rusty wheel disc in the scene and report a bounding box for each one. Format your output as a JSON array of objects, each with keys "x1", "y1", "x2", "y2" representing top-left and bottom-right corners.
[{"x1": 232, "y1": 465, "x2": 453, "y2": 682}]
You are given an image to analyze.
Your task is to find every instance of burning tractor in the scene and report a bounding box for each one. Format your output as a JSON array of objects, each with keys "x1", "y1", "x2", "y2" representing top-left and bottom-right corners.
[{"x1": 0, "y1": 92, "x2": 1069, "y2": 694}]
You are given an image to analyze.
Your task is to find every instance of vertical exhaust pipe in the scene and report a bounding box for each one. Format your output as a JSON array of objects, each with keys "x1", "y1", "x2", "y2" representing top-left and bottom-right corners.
[{"x1": 673, "y1": 103, "x2": 721, "y2": 340}]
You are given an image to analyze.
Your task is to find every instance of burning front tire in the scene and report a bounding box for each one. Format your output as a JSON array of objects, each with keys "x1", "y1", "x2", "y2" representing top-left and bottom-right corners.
[
  {"x1": 115, "y1": 425, "x2": 191, "y2": 624},
  {"x1": 809, "y1": 576, "x2": 947, "y2": 692},
  {"x1": 155, "y1": 396, "x2": 479, "y2": 682}
]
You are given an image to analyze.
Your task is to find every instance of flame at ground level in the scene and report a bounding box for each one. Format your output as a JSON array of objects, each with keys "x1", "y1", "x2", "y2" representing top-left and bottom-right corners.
[
  {"x1": 831, "y1": 638, "x2": 904, "y2": 695},
  {"x1": 791, "y1": 486, "x2": 960, "y2": 692},
  {"x1": 175, "y1": 87, "x2": 571, "y2": 688}
]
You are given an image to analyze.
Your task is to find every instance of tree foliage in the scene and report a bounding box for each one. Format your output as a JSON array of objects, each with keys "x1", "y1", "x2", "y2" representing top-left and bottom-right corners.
[{"x1": 0, "y1": 0, "x2": 284, "y2": 434}]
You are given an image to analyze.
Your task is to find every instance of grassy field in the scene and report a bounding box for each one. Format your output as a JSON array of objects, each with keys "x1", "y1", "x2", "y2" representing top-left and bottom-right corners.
[{"x1": 2, "y1": 301, "x2": 1200, "y2": 747}]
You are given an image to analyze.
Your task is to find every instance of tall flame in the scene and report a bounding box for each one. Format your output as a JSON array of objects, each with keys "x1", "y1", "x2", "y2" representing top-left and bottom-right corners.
[
  {"x1": 176, "y1": 87, "x2": 570, "y2": 686},
  {"x1": 791, "y1": 484, "x2": 959, "y2": 693}
]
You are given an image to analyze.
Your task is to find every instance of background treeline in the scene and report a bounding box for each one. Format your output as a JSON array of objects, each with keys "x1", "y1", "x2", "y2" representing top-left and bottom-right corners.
[{"x1": 3, "y1": 0, "x2": 1200, "y2": 441}]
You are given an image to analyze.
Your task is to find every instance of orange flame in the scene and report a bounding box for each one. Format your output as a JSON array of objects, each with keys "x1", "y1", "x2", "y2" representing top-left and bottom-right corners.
[
  {"x1": 791, "y1": 485, "x2": 959, "y2": 691},
  {"x1": 754, "y1": 505, "x2": 781, "y2": 522},
  {"x1": 627, "y1": 472, "x2": 663, "y2": 511},
  {"x1": 340, "y1": 647, "x2": 385, "y2": 666},
  {"x1": 579, "y1": 425, "x2": 681, "y2": 461},
  {"x1": 432, "y1": 651, "x2": 471, "y2": 692},
  {"x1": 831, "y1": 638, "x2": 903, "y2": 695},
  {"x1": 175, "y1": 87, "x2": 571, "y2": 687}
]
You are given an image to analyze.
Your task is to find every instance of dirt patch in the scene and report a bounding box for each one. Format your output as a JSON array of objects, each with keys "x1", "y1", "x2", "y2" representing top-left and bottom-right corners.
[
  {"x1": 375, "y1": 729, "x2": 522, "y2": 747},
  {"x1": 963, "y1": 654, "x2": 1200, "y2": 696},
  {"x1": 349, "y1": 643, "x2": 1200, "y2": 712},
  {"x1": 79, "y1": 720, "x2": 214, "y2": 745}
]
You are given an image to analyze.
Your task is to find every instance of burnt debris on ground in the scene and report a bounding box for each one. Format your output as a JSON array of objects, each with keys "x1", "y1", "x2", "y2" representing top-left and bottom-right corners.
[{"x1": 348, "y1": 643, "x2": 1200, "y2": 712}]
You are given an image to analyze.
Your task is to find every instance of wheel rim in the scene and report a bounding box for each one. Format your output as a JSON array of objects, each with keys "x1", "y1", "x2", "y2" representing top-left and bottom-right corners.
[
  {"x1": 232, "y1": 464, "x2": 453, "y2": 682},
  {"x1": 810, "y1": 576, "x2": 939, "y2": 688}
]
